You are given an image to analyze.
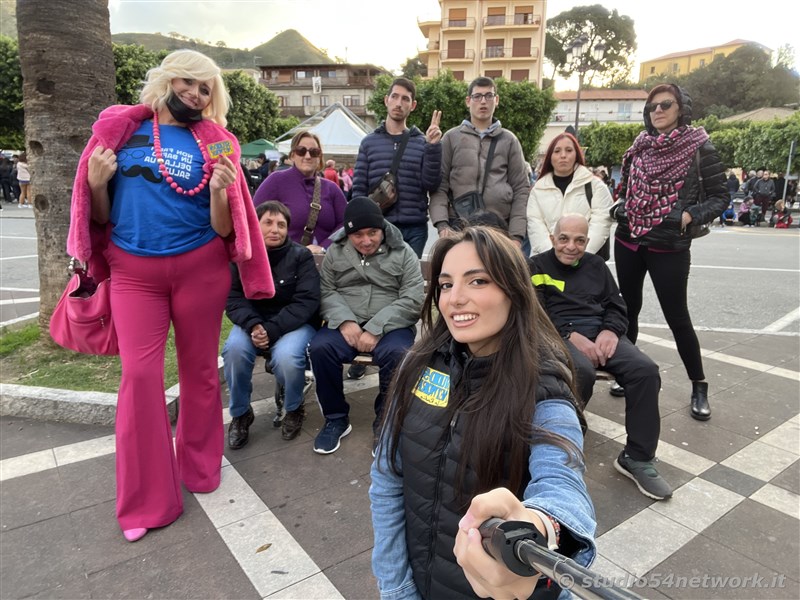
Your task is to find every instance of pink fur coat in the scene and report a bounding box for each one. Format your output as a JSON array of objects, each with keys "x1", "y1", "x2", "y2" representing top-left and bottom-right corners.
[{"x1": 67, "y1": 103, "x2": 274, "y2": 299}]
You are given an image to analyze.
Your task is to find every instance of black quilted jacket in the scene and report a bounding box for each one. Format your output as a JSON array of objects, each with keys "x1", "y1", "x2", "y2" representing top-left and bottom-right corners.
[{"x1": 613, "y1": 140, "x2": 728, "y2": 251}]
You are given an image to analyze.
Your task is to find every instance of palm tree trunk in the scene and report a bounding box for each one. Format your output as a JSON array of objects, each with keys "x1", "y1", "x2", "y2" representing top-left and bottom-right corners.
[{"x1": 16, "y1": 0, "x2": 115, "y2": 335}]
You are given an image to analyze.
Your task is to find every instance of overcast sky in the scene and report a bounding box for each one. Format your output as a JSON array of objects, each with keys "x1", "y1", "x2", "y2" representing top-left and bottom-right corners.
[{"x1": 109, "y1": 0, "x2": 798, "y2": 85}]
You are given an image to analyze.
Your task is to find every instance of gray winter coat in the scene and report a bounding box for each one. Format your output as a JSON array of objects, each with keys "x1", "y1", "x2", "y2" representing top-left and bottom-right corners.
[{"x1": 320, "y1": 222, "x2": 424, "y2": 336}]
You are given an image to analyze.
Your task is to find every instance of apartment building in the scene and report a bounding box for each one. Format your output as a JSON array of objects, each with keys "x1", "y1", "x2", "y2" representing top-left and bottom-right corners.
[
  {"x1": 418, "y1": 0, "x2": 546, "y2": 85},
  {"x1": 638, "y1": 39, "x2": 769, "y2": 82}
]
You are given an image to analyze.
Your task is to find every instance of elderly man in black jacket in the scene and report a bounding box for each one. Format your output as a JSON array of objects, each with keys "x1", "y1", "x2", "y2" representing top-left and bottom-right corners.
[
  {"x1": 529, "y1": 214, "x2": 671, "y2": 501},
  {"x1": 223, "y1": 201, "x2": 320, "y2": 448}
]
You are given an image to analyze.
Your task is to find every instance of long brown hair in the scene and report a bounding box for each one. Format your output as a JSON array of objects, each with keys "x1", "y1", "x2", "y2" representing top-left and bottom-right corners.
[
  {"x1": 383, "y1": 227, "x2": 581, "y2": 497},
  {"x1": 538, "y1": 133, "x2": 585, "y2": 179}
]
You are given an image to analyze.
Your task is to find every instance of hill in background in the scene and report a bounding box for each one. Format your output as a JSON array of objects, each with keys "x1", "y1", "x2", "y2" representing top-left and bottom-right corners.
[{"x1": 111, "y1": 29, "x2": 335, "y2": 69}]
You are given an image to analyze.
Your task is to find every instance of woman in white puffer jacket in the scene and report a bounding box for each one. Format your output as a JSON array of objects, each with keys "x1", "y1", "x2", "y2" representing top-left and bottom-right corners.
[{"x1": 527, "y1": 132, "x2": 613, "y2": 257}]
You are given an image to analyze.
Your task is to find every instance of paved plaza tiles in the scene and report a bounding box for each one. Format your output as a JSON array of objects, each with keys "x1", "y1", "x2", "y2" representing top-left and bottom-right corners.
[{"x1": 1, "y1": 327, "x2": 798, "y2": 599}]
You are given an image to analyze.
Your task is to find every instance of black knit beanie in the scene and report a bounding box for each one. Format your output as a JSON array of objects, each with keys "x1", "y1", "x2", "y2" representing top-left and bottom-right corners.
[{"x1": 344, "y1": 196, "x2": 385, "y2": 235}]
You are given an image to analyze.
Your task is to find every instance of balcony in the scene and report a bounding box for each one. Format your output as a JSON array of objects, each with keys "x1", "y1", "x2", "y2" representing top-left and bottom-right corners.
[
  {"x1": 483, "y1": 14, "x2": 542, "y2": 30},
  {"x1": 441, "y1": 17, "x2": 476, "y2": 31},
  {"x1": 441, "y1": 49, "x2": 475, "y2": 62},
  {"x1": 264, "y1": 75, "x2": 377, "y2": 88},
  {"x1": 419, "y1": 41, "x2": 440, "y2": 56},
  {"x1": 481, "y1": 47, "x2": 540, "y2": 61}
]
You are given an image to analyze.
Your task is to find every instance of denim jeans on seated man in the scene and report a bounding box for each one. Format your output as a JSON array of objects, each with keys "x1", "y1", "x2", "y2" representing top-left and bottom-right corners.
[{"x1": 223, "y1": 324, "x2": 316, "y2": 417}]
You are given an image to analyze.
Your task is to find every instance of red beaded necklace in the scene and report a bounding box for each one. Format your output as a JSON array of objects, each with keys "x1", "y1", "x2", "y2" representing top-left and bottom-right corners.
[{"x1": 152, "y1": 110, "x2": 210, "y2": 196}]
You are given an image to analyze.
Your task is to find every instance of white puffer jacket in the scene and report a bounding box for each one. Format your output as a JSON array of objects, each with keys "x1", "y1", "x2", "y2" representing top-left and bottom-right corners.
[{"x1": 527, "y1": 165, "x2": 613, "y2": 255}]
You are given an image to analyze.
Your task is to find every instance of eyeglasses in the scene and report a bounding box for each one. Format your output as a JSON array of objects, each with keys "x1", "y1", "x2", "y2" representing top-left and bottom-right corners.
[
  {"x1": 645, "y1": 100, "x2": 676, "y2": 113},
  {"x1": 469, "y1": 92, "x2": 496, "y2": 102},
  {"x1": 294, "y1": 146, "x2": 322, "y2": 158}
]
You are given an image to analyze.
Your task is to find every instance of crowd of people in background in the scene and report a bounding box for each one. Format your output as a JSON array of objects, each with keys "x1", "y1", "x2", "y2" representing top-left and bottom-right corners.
[
  {"x1": 0, "y1": 153, "x2": 33, "y2": 209},
  {"x1": 54, "y1": 48, "x2": 795, "y2": 597}
]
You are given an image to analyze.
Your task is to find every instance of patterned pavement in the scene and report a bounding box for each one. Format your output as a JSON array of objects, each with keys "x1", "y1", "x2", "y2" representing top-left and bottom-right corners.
[{"x1": 1, "y1": 326, "x2": 798, "y2": 599}]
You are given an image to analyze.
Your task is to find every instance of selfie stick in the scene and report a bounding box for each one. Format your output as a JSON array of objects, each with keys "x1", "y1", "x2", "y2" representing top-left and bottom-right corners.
[{"x1": 480, "y1": 518, "x2": 642, "y2": 600}]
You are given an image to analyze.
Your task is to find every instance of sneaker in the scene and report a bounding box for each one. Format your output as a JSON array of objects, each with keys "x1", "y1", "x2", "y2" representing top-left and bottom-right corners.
[
  {"x1": 609, "y1": 381, "x2": 625, "y2": 397},
  {"x1": 228, "y1": 407, "x2": 255, "y2": 450},
  {"x1": 614, "y1": 451, "x2": 673, "y2": 500},
  {"x1": 281, "y1": 405, "x2": 305, "y2": 441},
  {"x1": 347, "y1": 364, "x2": 366, "y2": 380},
  {"x1": 314, "y1": 417, "x2": 352, "y2": 454}
]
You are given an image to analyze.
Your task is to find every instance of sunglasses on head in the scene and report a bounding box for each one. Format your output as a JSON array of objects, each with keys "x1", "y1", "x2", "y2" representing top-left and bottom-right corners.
[
  {"x1": 294, "y1": 146, "x2": 322, "y2": 158},
  {"x1": 645, "y1": 100, "x2": 677, "y2": 113}
]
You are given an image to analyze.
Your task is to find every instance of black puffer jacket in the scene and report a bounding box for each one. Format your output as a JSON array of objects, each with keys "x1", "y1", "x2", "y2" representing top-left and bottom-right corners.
[
  {"x1": 613, "y1": 140, "x2": 728, "y2": 251},
  {"x1": 400, "y1": 341, "x2": 577, "y2": 599},
  {"x1": 225, "y1": 238, "x2": 320, "y2": 343}
]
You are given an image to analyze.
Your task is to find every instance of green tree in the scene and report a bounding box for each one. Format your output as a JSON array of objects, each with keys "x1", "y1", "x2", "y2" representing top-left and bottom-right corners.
[
  {"x1": 545, "y1": 4, "x2": 637, "y2": 85},
  {"x1": 493, "y1": 78, "x2": 557, "y2": 160},
  {"x1": 222, "y1": 70, "x2": 294, "y2": 142},
  {"x1": 401, "y1": 56, "x2": 427, "y2": 79},
  {"x1": 580, "y1": 121, "x2": 642, "y2": 167},
  {"x1": 707, "y1": 127, "x2": 745, "y2": 168},
  {"x1": 17, "y1": 0, "x2": 116, "y2": 327},
  {"x1": 776, "y1": 44, "x2": 796, "y2": 70},
  {"x1": 113, "y1": 43, "x2": 165, "y2": 105},
  {"x1": 0, "y1": 35, "x2": 23, "y2": 148},
  {"x1": 734, "y1": 113, "x2": 800, "y2": 173}
]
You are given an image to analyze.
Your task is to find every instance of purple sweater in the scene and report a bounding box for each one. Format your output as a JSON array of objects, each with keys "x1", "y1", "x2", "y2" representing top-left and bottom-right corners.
[{"x1": 253, "y1": 166, "x2": 347, "y2": 249}]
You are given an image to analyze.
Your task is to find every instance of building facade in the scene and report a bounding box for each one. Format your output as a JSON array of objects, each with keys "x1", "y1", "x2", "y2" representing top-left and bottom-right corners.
[
  {"x1": 638, "y1": 40, "x2": 769, "y2": 82},
  {"x1": 418, "y1": 0, "x2": 546, "y2": 85},
  {"x1": 258, "y1": 63, "x2": 389, "y2": 128}
]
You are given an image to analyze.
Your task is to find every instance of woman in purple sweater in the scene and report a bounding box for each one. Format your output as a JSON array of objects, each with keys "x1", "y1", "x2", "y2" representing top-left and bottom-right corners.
[{"x1": 253, "y1": 131, "x2": 346, "y2": 254}]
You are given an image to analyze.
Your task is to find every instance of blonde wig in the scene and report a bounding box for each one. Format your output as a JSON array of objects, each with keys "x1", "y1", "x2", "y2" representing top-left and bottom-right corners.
[{"x1": 140, "y1": 49, "x2": 230, "y2": 127}]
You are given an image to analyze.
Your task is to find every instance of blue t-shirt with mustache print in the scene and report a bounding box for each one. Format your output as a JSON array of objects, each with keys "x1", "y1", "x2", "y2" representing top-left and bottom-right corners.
[{"x1": 109, "y1": 120, "x2": 217, "y2": 256}]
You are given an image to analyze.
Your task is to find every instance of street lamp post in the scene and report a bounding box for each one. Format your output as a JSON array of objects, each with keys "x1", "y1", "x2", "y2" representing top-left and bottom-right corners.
[{"x1": 566, "y1": 34, "x2": 605, "y2": 133}]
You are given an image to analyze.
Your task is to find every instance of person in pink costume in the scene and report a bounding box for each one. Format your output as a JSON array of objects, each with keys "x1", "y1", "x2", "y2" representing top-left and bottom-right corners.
[{"x1": 67, "y1": 50, "x2": 274, "y2": 543}]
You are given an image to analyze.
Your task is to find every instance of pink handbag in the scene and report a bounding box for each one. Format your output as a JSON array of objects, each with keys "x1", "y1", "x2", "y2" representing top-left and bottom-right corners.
[{"x1": 49, "y1": 259, "x2": 119, "y2": 355}]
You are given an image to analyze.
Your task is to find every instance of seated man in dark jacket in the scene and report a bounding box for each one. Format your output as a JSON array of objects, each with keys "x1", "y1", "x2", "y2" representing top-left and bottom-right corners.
[
  {"x1": 529, "y1": 214, "x2": 672, "y2": 501},
  {"x1": 223, "y1": 201, "x2": 320, "y2": 448},
  {"x1": 310, "y1": 197, "x2": 424, "y2": 455}
]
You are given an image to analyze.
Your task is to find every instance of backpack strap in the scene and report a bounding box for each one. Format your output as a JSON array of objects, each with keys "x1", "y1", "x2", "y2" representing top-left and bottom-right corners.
[
  {"x1": 300, "y1": 177, "x2": 322, "y2": 246},
  {"x1": 584, "y1": 181, "x2": 593, "y2": 206},
  {"x1": 480, "y1": 133, "x2": 502, "y2": 195}
]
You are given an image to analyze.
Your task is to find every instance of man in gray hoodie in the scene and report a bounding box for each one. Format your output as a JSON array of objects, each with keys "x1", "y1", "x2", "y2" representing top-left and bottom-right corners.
[{"x1": 429, "y1": 76, "x2": 530, "y2": 245}]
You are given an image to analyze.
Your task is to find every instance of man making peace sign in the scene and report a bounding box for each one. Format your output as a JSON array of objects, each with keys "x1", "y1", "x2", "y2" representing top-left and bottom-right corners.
[{"x1": 351, "y1": 77, "x2": 442, "y2": 258}]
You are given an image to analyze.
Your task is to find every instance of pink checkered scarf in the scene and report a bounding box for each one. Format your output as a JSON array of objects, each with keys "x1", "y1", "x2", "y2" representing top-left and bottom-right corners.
[{"x1": 622, "y1": 126, "x2": 709, "y2": 238}]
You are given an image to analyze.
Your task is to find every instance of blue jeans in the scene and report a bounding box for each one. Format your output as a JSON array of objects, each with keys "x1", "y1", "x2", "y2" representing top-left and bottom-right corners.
[
  {"x1": 397, "y1": 223, "x2": 428, "y2": 258},
  {"x1": 309, "y1": 326, "x2": 415, "y2": 420},
  {"x1": 222, "y1": 324, "x2": 316, "y2": 417}
]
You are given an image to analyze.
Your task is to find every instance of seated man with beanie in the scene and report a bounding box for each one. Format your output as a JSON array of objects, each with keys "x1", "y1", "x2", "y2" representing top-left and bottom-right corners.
[
  {"x1": 223, "y1": 201, "x2": 321, "y2": 448},
  {"x1": 309, "y1": 196, "x2": 424, "y2": 454},
  {"x1": 529, "y1": 214, "x2": 672, "y2": 500}
]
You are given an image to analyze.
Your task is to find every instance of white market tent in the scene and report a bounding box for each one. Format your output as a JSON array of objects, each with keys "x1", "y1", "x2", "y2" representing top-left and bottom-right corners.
[{"x1": 275, "y1": 103, "x2": 372, "y2": 157}]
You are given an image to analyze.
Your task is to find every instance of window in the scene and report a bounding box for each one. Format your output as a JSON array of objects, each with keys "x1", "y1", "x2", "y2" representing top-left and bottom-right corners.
[
  {"x1": 277, "y1": 96, "x2": 287, "y2": 107},
  {"x1": 320, "y1": 95, "x2": 329, "y2": 107},
  {"x1": 514, "y1": 6, "x2": 534, "y2": 24},
  {"x1": 512, "y1": 38, "x2": 531, "y2": 57},
  {"x1": 486, "y1": 7, "x2": 505, "y2": 26},
  {"x1": 699, "y1": 59, "x2": 706, "y2": 67},
  {"x1": 296, "y1": 70, "x2": 308, "y2": 79},
  {"x1": 448, "y1": 8, "x2": 466, "y2": 27},
  {"x1": 321, "y1": 70, "x2": 337, "y2": 78},
  {"x1": 649, "y1": 66, "x2": 655, "y2": 74},
  {"x1": 447, "y1": 39, "x2": 466, "y2": 59},
  {"x1": 486, "y1": 39, "x2": 504, "y2": 58},
  {"x1": 618, "y1": 102, "x2": 632, "y2": 116},
  {"x1": 672, "y1": 63, "x2": 680, "y2": 73},
  {"x1": 302, "y1": 96, "x2": 311, "y2": 106},
  {"x1": 510, "y1": 69, "x2": 529, "y2": 81},
  {"x1": 484, "y1": 70, "x2": 502, "y2": 78},
  {"x1": 452, "y1": 71, "x2": 464, "y2": 81},
  {"x1": 343, "y1": 95, "x2": 361, "y2": 107}
]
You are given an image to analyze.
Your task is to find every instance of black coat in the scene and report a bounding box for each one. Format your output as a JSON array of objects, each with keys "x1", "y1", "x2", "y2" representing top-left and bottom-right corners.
[
  {"x1": 613, "y1": 140, "x2": 728, "y2": 251},
  {"x1": 225, "y1": 238, "x2": 320, "y2": 343}
]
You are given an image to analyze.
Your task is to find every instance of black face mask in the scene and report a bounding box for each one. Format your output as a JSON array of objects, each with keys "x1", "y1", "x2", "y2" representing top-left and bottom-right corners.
[{"x1": 165, "y1": 93, "x2": 203, "y2": 123}]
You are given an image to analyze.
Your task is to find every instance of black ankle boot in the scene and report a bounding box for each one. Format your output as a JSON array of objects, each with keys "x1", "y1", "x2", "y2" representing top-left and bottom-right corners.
[{"x1": 691, "y1": 381, "x2": 711, "y2": 421}]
